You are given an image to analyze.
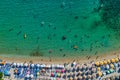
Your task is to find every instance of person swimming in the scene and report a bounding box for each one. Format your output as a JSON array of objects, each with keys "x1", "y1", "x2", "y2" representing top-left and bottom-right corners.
[{"x1": 24, "y1": 33, "x2": 27, "y2": 39}]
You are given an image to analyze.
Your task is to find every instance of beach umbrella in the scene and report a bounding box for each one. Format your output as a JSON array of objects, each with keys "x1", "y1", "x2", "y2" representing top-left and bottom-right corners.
[
  {"x1": 26, "y1": 74, "x2": 30, "y2": 78},
  {"x1": 110, "y1": 64, "x2": 114, "y2": 69},
  {"x1": 111, "y1": 59, "x2": 115, "y2": 63},
  {"x1": 61, "y1": 69, "x2": 64, "y2": 73},
  {"x1": 87, "y1": 75, "x2": 91, "y2": 79},
  {"x1": 103, "y1": 60, "x2": 107, "y2": 65},
  {"x1": 57, "y1": 78, "x2": 60, "y2": 80},
  {"x1": 106, "y1": 70, "x2": 110, "y2": 74},
  {"x1": 59, "y1": 65, "x2": 64, "y2": 69},
  {"x1": 97, "y1": 71, "x2": 102, "y2": 77},
  {"x1": 41, "y1": 64, "x2": 45, "y2": 68},
  {"x1": 87, "y1": 70, "x2": 92, "y2": 75},
  {"x1": 92, "y1": 73, "x2": 96, "y2": 79},
  {"x1": 17, "y1": 63, "x2": 20, "y2": 67},
  {"x1": 24, "y1": 63, "x2": 28, "y2": 67},
  {"x1": 78, "y1": 75, "x2": 82, "y2": 80},
  {"x1": 78, "y1": 71, "x2": 82, "y2": 75},
  {"x1": 51, "y1": 72, "x2": 54, "y2": 77},
  {"x1": 47, "y1": 64, "x2": 51, "y2": 69},
  {"x1": 115, "y1": 58, "x2": 119, "y2": 62},
  {"x1": 30, "y1": 74, "x2": 34, "y2": 78},
  {"x1": 83, "y1": 75, "x2": 87, "y2": 79},
  {"x1": 1, "y1": 61, "x2": 6, "y2": 65},
  {"x1": 113, "y1": 63, "x2": 118, "y2": 67},
  {"x1": 31, "y1": 64, "x2": 34, "y2": 67},
  {"x1": 107, "y1": 59, "x2": 111, "y2": 64},
  {"x1": 37, "y1": 72, "x2": 40, "y2": 76},
  {"x1": 91, "y1": 68, "x2": 96, "y2": 73},
  {"x1": 74, "y1": 76, "x2": 77, "y2": 80},
  {"x1": 57, "y1": 73, "x2": 60, "y2": 77},
  {"x1": 118, "y1": 62, "x2": 120, "y2": 67},
  {"x1": 52, "y1": 64, "x2": 55, "y2": 68},
  {"x1": 106, "y1": 64, "x2": 110, "y2": 70},
  {"x1": 20, "y1": 63, "x2": 23, "y2": 67},
  {"x1": 69, "y1": 77, "x2": 73, "y2": 80},
  {"x1": 102, "y1": 72, "x2": 106, "y2": 76},
  {"x1": 37, "y1": 64, "x2": 40, "y2": 67},
  {"x1": 99, "y1": 61, "x2": 103, "y2": 66},
  {"x1": 13, "y1": 63, "x2": 16, "y2": 66},
  {"x1": 97, "y1": 67, "x2": 101, "y2": 71},
  {"x1": 95, "y1": 62, "x2": 99, "y2": 66},
  {"x1": 109, "y1": 69, "x2": 114, "y2": 73}
]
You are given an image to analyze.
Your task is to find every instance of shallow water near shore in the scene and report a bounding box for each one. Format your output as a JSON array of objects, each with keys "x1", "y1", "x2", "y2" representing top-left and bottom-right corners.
[{"x1": 0, "y1": 0, "x2": 120, "y2": 58}]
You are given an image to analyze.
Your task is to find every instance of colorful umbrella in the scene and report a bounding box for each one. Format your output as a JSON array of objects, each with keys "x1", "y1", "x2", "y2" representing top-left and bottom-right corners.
[
  {"x1": 111, "y1": 59, "x2": 115, "y2": 63},
  {"x1": 115, "y1": 58, "x2": 119, "y2": 62},
  {"x1": 103, "y1": 60, "x2": 107, "y2": 65},
  {"x1": 95, "y1": 62, "x2": 99, "y2": 66},
  {"x1": 99, "y1": 61, "x2": 103, "y2": 66},
  {"x1": 97, "y1": 71, "x2": 102, "y2": 77},
  {"x1": 110, "y1": 64, "x2": 114, "y2": 69},
  {"x1": 97, "y1": 67, "x2": 101, "y2": 71},
  {"x1": 107, "y1": 59, "x2": 111, "y2": 64}
]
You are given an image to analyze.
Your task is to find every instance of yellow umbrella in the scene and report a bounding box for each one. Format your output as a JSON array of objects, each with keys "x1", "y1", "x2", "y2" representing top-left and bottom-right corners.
[
  {"x1": 115, "y1": 58, "x2": 119, "y2": 62},
  {"x1": 110, "y1": 64, "x2": 114, "y2": 69},
  {"x1": 107, "y1": 59, "x2": 111, "y2": 64},
  {"x1": 111, "y1": 59, "x2": 115, "y2": 63},
  {"x1": 103, "y1": 60, "x2": 107, "y2": 65},
  {"x1": 70, "y1": 77, "x2": 73, "y2": 80},
  {"x1": 74, "y1": 76, "x2": 77, "y2": 80},
  {"x1": 99, "y1": 61, "x2": 103, "y2": 66},
  {"x1": 97, "y1": 67, "x2": 101, "y2": 71},
  {"x1": 95, "y1": 62, "x2": 99, "y2": 66},
  {"x1": 97, "y1": 71, "x2": 102, "y2": 77}
]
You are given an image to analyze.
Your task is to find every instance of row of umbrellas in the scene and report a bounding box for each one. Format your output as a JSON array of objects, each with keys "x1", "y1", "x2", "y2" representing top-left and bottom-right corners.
[
  {"x1": 95, "y1": 58, "x2": 119, "y2": 66},
  {"x1": 12, "y1": 63, "x2": 64, "y2": 69}
]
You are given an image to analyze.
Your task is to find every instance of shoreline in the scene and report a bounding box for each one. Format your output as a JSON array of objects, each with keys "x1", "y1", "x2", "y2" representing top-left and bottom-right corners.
[{"x1": 0, "y1": 50, "x2": 120, "y2": 64}]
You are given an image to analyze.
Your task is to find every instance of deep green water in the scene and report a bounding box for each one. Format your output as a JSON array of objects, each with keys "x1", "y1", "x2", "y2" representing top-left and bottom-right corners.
[{"x1": 0, "y1": 0, "x2": 120, "y2": 58}]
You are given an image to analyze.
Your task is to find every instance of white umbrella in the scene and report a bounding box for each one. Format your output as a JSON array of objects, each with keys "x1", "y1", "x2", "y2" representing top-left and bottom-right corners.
[
  {"x1": 41, "y1": 64, "x2": 45, "y2": 68},
  {"x1": 72, "y1": 62, "x2": 76, "y2": 67},
  {"x1": 24, "y1": 63, "x2": 28, "y2": 67},
  {"x1": 47, "y1": 64, "x2": 51, "y2": 68},
  {"x1": 13, "y1": 63, "x2": 16, "y2": 66},
  {"x1": 26, "y1": 74, "x2": 30, "y2": 78},
  {"x1": 52, "y1": 64, "x2": 55, "y2": 68},
  {"x1": 30, "y1": 74, "x2": 34, "y2": 78},
  {"x1": 20, "y1": 63, "x2": 23, "y2": 67},
  {"x1": 31, "y1": 64, "x2": 34, "y2": 67},
  {"x1": 17, "y1": 63, "x2": 20, "y2": 67},
  {"x1": 37, "y1": 64, "x2": 40, "y2": 67},
  {"x1": 106, "y1": 64, "x2": 110, "y2": 70},
  {"x1": 60, "y1": 65, "x2": 64, "y2": 69},
  {"x1": 56, "y1": 64, "x2": 60, "y2": 68},
  {"x1": 114, "y1": 63, "x2": 118, "y2": 67}
]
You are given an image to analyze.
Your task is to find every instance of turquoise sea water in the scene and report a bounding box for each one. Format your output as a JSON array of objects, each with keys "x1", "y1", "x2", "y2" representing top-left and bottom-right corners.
[{"x1": 0, "y1": 0, "x2": 120, "y2": 58}]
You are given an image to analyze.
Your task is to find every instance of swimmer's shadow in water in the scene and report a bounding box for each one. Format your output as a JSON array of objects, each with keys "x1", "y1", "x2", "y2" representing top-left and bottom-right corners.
[{"x1": 30, "y1": 46, "x2": 44, "y2": 57}]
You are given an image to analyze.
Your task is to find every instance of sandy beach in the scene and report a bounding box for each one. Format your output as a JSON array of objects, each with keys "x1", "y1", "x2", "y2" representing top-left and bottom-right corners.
[{"x1": 0, "y1": 50, "x2": 120, "y2": 64}]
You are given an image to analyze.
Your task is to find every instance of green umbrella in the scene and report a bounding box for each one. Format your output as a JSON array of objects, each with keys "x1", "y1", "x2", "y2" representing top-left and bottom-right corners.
[
  {"x1": 107, "y1": 70, "x2": 110, "y2": 74},
  {"x1": 109, "y1": 69, "x2": 114, "y2": 73}
]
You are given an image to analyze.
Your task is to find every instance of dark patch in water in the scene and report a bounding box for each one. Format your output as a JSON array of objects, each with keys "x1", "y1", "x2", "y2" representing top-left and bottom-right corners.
[
  {"x1": 98, "y1": 0, "x2": 120, "y2": 29},
  {"x1": 74, "y1": 16, "x2": 79, "y2": 19},
  {"x1": 9, "y1": 28, "x2": 14, "y2": 32},
  {"x1": 61, "y1": 35, "x2": 66, "y2": 40},
  {"x1": 30, "y1": 46, "x2": 43, "y2": 57},
  {"x1": 91, "y1": 21, "x2": 101, "y2": 29},
  {"x1": 17, "y1": 31, "x2": 22, "y2": 36}
]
